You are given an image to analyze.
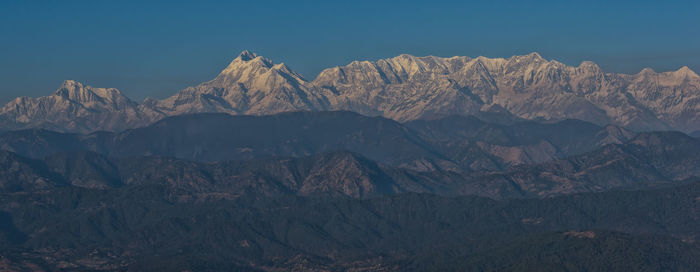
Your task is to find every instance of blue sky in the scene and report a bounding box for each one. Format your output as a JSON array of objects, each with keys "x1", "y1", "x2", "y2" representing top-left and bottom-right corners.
[{"x1": 1, "y1": 0, "x2": 699, "y2": 103}]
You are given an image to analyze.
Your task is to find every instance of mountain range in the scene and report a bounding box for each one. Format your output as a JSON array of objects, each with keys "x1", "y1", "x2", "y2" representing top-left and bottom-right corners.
[
  {"x1": 2, "y1": 50, "x2": 700, "y2": 271},
  {"x1": 2, "y1": 50, "x2": 699, "y2": 133},
  {"x1": 0, "y1": 111, "x2": 636, "y2": 172},
  {"x1": 1, "y1": 112, "x2": 697, "y2": 200}
]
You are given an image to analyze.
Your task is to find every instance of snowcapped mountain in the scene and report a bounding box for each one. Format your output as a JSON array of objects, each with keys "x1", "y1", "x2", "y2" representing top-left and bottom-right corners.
[
  {"x1": 153, "y1": 50, "x2": 330, "y2": 115},
  {"x1": 0, "y1": 80, "x2": 162, "y2": 132},
  {"x1": 1, "y1": 51, "x2": 699, "y2": 133},
  {"x1": 316, "y1": 52, "x2": 699, "y2": 131}
]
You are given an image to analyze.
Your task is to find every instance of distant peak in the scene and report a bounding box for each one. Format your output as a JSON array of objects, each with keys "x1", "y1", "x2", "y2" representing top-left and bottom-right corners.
[
  {"x1": 578, "y1": 61, "x2": 602, "y2": 73},
  {"x1": 510, "y1": 52, "x2": 545, "y2": 62},
  {"x1": 212, "y1": 51, "x2": 310, "y2": 85},
  {"x1": 59, "y1": 79, "x2": 84, "y2": 89},
  {"x1": 676, "y1": 66, "x2": 699, "y2": 78},
  {"x1": 54, "y1": 80, "x2": 86, "y2": 96},
  {"x1": 53, "y1": 80, "x2": 122, "y2": 101},
  {"x1": 528, "y1": 52, "x2": 543, "y2": 59},
  {"x1": 639, "y1": 67, "x2": 656, "y2": 74},
  {"x1": 218, "y1": 51, "x2": 275, "y2": 77},
  {"x1": 579, "y1": 61, "x2": 598, "y2": 67},
  {"x1": 397, "y1": 53, "x2": 418, "y2": 58},
  {"x1": 238, "y1": 50, "x2": 258, "y2": 61}
]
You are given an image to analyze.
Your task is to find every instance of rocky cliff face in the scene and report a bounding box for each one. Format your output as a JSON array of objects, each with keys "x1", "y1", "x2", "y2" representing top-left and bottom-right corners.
[{"x1": 2, "y1": 51, "x2": 699, "y2": 133}]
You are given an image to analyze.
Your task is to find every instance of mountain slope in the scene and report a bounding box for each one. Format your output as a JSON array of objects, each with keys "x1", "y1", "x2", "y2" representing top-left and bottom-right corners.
[
  {"x1": 406, "y1": 116, "x2": 635, "y2": 168},
  {"x1": 153, "y1": 50, "x2": 330, "y2": 116},
  {"x1": 0, "y1": 128, "x2": 696, "y2": 200},
  {"x1": 0, "y1": 149, "x2": 418, "y2": 198},
  {"x1": 0, "y1": 151, "x2": 67, "y2": 192},
  {"x1": 1, "y1": 51, "x2": 699, "y2": 133},
  {"x1": 316, "y1": 53, "x2": 699, "y2": 131},
  {"x1": 107, "y1": 111, "x2": 447, "y2": 169},
  {"x1": 464, "y1": 131, "x2": 700, "y2": 199},
  {"x1": 0, "y1": 112, "x2": 640, "y2": 172},
  {"x1": 117, "y1": 151, "x2": 407, "y2": 199},
  {"x1": 0, "y1": 80, "x2": 162, "y2": 132}
]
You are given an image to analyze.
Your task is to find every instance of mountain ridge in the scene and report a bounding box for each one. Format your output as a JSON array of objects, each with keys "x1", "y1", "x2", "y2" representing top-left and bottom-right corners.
[
  {"x1": 2, "y1": 51, "x2": 699, "y2": 133},
  {"x1": 0, "y1": 111, "x2": 642, "y2": 173},
  {"x1": 1, "y1": 125, "x2": 697, "y2": 199}
]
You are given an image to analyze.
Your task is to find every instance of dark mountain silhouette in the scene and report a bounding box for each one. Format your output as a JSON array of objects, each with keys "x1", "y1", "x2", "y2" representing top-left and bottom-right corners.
[
  {"x1": 0, "y1": 127, "x2": 697, "y2": 200},
  {"x1": 0, "y1": 111, "x2": 640, "y2": 172}
]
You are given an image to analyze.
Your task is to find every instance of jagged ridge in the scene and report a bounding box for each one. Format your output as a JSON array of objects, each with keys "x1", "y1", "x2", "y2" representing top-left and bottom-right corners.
[{"x1": 2, "y1": 51, "x2": 699, "y2": 132}]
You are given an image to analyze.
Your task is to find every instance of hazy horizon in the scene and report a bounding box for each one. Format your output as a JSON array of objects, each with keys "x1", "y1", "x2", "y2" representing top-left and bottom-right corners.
[{"x1": 1, "y1": 0, "x2": 699, "y2": 104}]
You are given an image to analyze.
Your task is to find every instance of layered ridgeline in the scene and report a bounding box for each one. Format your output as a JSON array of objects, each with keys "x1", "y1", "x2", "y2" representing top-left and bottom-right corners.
[
  {"x1": 0, "y1": 111, "x2": 637, "y2": 172},
  {"x1": 2, "y1": 112, "x2": 699, "y2": 199},
  {"x1": 2, "y1": 50, "x2": 699, "y2": 133}
]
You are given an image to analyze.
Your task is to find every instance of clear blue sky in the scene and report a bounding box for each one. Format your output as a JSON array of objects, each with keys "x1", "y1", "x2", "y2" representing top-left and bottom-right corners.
[{"x1": 1, "y1": 0, "x2": 699, "y2": 103}]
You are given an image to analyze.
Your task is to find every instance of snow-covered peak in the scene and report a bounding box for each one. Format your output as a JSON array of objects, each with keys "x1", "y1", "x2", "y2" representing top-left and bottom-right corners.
[
  {"x1": 54, "y1": 80, "x2": 86, "y2": 96},
  {"x1": 238, "y1": 50, "x2": 258, "y2": 61},
  {"x1": 674, "y1": 66, "x2": 699, "y2": 78},
  {"x1": 638, "y1": 67, "x2": 657, "y2": 75},
  {"x1": 527, "y1": 52, "x2": 543, "y2": 59},
  {"x1": 53, "y1": 80, "x2": 127, "y2": 105},
  {"x1": 576, "y1": 61, "x2": 603, "y2": 75},
  {"x1": 634, "y1": 66, "x2": 699, "y2": 83},
  {"x1": 4, "y1": 51, "x2": 700, "y2": 133},
  {"x1": 578, "y1": 61, "x2": 599, "y2": 69},
  {"x1": 271, "y1": 62, "x2": 305, "y2": 78},
  {"x1": 215, "y1": 51, "x2": 279, "y2": 81},
  {"x1": 509, "y1": 52, "x2": 545, "y2": 63},
  {"x1": 187, "y1": 51, "x2": 312, "y2": 93},
  {"x1": 271, "y1": 62, "x2": 291, "y2": 71}
]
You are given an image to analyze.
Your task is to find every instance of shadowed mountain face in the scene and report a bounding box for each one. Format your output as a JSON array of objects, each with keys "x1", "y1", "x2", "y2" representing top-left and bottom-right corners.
[
  {"x1": 0, "y1": 111, "x2": 640, "y2": 172},
  {"x1": 117, "y1": 151, "x2": 407, "y2": 199},
  {"x1": 0, "y1": 127, "x2": 697, "y2": 200},
  {"x1": 0, "y1": 116, "x2": 698, "y2": 271},
  {"x1": 109, "y1": 111, "x2": 443, "y2": 168},
  {"x1": 0, "y1": 111, "x2": 453, "y2": 171},
  {"x1": 0, "y1": 150, "x2": 409, "y2": 198},
  {"x1": 463, "y1": 131, "x2": 700, "y2": 199},
  {"x1": 2, "y1": 51, "x2": 699, "y2": 133},
  {"x1": 0, "y1": 151, "x2": 67, "y2": 192},
  {"x1": 406, "y1": 116, "x2": 635, "y2": 169}
]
